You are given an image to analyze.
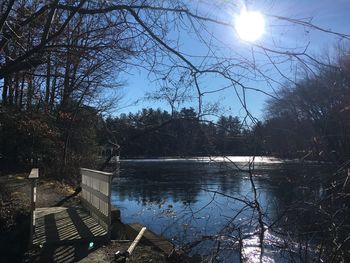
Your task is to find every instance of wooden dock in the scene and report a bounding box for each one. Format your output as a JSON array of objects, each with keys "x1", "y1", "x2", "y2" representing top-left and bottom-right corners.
[
  {"x1": 33, "y1": 206, "x2": 107, "y2": 246},
  {"x1": 26, "y1": 168, "x2": 175, "y2": 262},
  {"x1": 27, "y1": 168, "x2": 113, "y2": 262}
]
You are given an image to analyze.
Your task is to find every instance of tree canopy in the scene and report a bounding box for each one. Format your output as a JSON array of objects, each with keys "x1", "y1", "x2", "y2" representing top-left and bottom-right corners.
[{"x1": 262, "y1": 61, "x2": 350, "y2": 161}]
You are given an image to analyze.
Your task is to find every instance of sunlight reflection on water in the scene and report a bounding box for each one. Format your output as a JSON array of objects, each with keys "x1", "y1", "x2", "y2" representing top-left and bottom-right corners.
[
  {"x1": 121, "y1": 156, "x2": 284, "y2": 164},
  {"x1": 111, "y1": 158, "x2": 331, "y2": 262}
]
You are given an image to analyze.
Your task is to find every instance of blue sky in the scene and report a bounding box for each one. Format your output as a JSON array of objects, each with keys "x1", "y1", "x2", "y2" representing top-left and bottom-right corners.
[{"x1": 115, "y1": 0, "x2": 350, "y2": 121}]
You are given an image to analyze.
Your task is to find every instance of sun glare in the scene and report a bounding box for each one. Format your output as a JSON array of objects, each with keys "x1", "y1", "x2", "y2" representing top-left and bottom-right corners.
[{"x1": 235, "y1": 10, "x2": 265, "y2": 42}]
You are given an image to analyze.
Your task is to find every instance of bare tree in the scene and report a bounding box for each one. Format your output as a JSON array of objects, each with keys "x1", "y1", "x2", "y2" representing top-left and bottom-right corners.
[{"x1": 1, "y1": 1, "x2": 349, "y2": 262}]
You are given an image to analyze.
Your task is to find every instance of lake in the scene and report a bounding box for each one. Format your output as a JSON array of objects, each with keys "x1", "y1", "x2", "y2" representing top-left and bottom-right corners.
[{"x1": 110, "y1": 157, "x2": 334, "y2": 262}]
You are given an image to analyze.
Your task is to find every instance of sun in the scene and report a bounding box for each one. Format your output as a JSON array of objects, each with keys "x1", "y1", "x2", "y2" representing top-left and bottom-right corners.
[{"x1": 235, "y1": 10, "x2": 265, "y2": 42}]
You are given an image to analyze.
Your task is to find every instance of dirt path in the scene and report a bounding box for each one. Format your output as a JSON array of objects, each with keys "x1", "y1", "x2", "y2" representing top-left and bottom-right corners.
[{"x1": 0, "y1": 173, "x2": 78, "y2": 263}]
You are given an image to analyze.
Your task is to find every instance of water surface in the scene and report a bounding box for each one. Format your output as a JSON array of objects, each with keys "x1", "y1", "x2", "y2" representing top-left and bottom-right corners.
[{"x1": 111, "y1": 158, "x2": 333, "y2": 262}]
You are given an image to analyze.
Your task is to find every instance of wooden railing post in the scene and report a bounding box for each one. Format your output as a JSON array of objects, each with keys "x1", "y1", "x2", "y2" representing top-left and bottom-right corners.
[{"x1": 28, "y1": 168, "x2": 39, "y2": 247}]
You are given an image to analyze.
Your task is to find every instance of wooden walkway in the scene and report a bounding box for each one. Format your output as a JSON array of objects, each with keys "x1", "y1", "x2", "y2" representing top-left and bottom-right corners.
[
  {"x1": 27, "y1": 168, "x2": 113, "y2": 262},
  {"x1": 33, "y1": 206, "x2": 108, "y2": 246}
]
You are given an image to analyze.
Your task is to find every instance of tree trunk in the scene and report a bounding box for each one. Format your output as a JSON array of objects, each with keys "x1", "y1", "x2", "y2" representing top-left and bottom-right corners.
[
  {"x1": 2, "y1": 46, "x2": 10, "y2": 104},
  {"x1": 27, "y1": 74, "x2": 33, "y2": 110},
  {"x1": 62, "y1": 53, "x2": 71, "y2": 110},
  {"x1": 14, "y1": 73, "x2": 19, "y2": 106},
  {"x1": 19, "y1": 73, "x2": 25, "y2": 109},
  {"x1": 49, "y1": 68, "x2": 57, "y2": 111},
  {"x1": 7, "y1": 75, "x2": 13, "y2": 105},
  {"x1": 45, "y1": 53, "x2": 51, "y2": 109},
  {"x1": 2, "y1": 75, "x2": 8, "y2": 104}
]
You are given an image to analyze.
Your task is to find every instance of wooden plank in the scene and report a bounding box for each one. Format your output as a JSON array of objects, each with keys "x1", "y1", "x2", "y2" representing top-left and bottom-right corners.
[
  {"x1": 107, "y1": 167, "x2": 112, "y2": 240},
  {"x1": 29, "y1": 168, "x2": 39, "y2": 179},
  {"x1": 33, "y1": 207, "x2": 108, "y2": 246},
  {"x1": 81, "y1": 184, "x2": 110, "y2": 204},
  {"x1": 80, "y1": 168, "x2": 112, "y2": 177},
  {"x1": 81, "y1": 198, "x2": 109, "y2": 231},
  {"x1": 82, "y1": 170, "x2": 109, "y2": 183},
  {"x1": 126, "y1": 223, "x2": 174, "y2": 255},
  {"x1": 29, "y1": 168, "x2": 39, "y2": 246},
  {"x1": 80, "y1": 168, "x2": 112, "y2": 236}
]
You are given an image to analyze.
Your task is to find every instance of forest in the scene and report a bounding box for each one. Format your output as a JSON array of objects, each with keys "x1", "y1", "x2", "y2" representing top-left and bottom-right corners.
[
  {"x1": 1, "y1": 1, "x2": 349, "y2": 177},
  {"x1": 1, "y1": 1, "x2": 350, "y2": 262},
  {"x1": 2, "y1": 57, "x2": 350, "y2": 174},
  {"x1": 101, "y1": 60, "x2": 350, "y2": 160}
]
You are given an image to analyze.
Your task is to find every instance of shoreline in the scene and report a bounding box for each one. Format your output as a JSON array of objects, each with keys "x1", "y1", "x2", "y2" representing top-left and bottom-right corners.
[{"x1": 0, "y1": 173, "x2": 197, "y2": 263}]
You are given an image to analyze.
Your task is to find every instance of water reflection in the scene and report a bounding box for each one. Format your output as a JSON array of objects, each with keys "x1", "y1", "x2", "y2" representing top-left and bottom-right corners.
[
  {"x1": 113, "y1": 162, "x2": 248, "y2": 204},
  {"x1": 111, "y1": 160, "x2": 333, "y2": 262}
]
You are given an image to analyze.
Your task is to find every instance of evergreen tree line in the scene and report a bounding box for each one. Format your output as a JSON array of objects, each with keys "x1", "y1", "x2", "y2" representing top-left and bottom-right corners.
[
  {"x1": 102, "y1": 61, "x2": 350, "y2": 161},
  {"x1": 99, "y1": 108, "x2": 255, "y2": 158}
]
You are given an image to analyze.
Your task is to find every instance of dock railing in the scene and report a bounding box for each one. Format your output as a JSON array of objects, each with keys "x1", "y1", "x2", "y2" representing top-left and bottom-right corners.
[{"x1": 80, "y1": 168, "x2": 113, "y2": 236}]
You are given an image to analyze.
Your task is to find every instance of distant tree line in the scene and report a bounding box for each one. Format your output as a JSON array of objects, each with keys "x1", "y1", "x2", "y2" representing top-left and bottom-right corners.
[
  {"x1": 101, "y1": 60, "x2": 350, "y2": 162},
  {"x1": 98, "y1": 107, "x2": 257, "y2": 158}
]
